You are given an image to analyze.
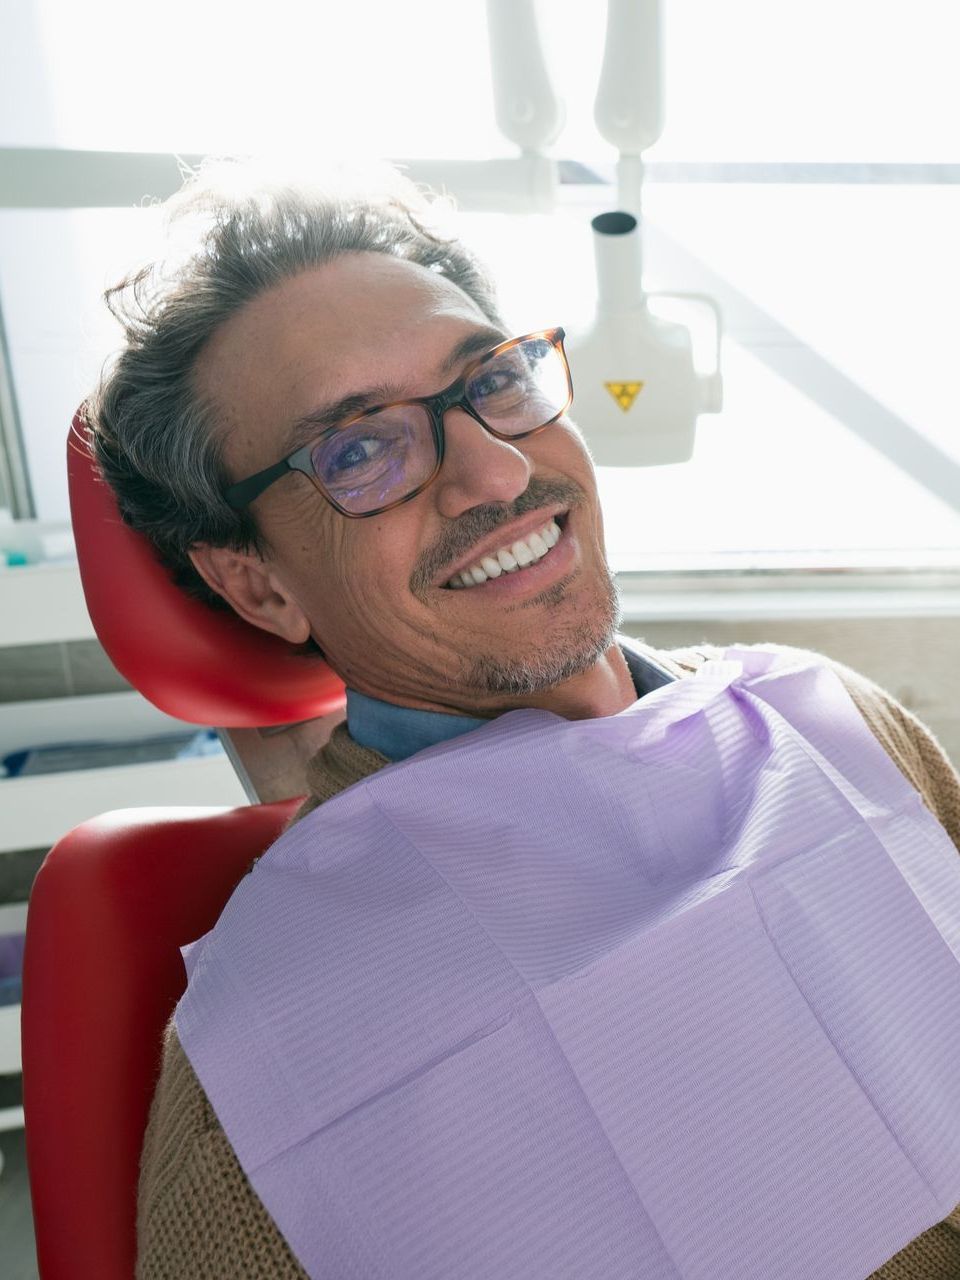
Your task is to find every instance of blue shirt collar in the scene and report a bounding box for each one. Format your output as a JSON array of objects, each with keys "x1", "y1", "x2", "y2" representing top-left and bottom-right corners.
[
  {"x1": 345, "y1": 688, "x2": 489, "y2": 762},
  {"x1": 345, "y1": 636, "x2": 678, "y2": 763}
]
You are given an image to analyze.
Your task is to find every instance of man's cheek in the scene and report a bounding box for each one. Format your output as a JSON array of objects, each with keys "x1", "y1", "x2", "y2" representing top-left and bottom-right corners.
[{"x1": 337, "y1": 574, "x2": 402, "y2": 642}]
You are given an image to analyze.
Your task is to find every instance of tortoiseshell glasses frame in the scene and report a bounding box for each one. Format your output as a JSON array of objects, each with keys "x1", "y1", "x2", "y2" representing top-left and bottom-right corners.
[{"x1": 222, "y1": 326, "x2": 572, "y2": 518}]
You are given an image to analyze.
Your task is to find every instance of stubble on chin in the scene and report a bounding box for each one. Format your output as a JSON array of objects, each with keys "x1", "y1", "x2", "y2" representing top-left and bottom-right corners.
[{"x1": 458, "y1": 567, "x2": 622, "y2": 698}]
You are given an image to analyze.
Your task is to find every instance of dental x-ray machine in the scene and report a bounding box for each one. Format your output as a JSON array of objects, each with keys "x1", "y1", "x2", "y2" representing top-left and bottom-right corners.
[{"x1": 486, "y1": 0, "x2": 724, "y2": 466}]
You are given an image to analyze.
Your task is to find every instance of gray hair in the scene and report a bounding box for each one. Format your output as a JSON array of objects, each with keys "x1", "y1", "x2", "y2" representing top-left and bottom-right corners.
[{"x1": 87, "y1": 158, "x2": 506, "y2": 611}]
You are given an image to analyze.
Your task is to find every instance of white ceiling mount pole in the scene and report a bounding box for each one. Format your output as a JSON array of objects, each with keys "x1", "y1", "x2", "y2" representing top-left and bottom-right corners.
[
  {"x1": 485, "y1": 0, "x2": 565, "y2": 211},
  {"x1": 594, "y1": 0, "x2": 665, "y2": 222}
]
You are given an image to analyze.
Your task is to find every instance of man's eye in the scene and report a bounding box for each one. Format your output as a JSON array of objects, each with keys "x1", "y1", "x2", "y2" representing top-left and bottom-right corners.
[
  {"x1": 469, "y1": 368, "x2": 523, "y2": 401},
  {"x1": 335, "y1": 437, "x2": 380, "y2": 471},
  {"x1": 319, "y1": 434, "x2": 387, "y2": 479}
]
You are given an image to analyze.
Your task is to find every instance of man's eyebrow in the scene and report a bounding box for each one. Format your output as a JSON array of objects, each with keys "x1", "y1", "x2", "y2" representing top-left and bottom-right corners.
[
  {"x1": 280, "y1": 325, "x2": 509, "y2": 455},
  {"x1": 437, "y1": 326, "x2": 510, "y2": 376}
]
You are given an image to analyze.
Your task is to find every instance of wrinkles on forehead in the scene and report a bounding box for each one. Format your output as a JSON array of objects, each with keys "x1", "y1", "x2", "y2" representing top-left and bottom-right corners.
[{"x1": 192, "y1": 254, "x2": 496, "y2": 479}]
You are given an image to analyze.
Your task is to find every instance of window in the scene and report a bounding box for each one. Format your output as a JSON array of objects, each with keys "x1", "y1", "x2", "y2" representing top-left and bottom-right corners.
[{"x1": 2, "y1": 0, "x2": 959, "y2": 567}]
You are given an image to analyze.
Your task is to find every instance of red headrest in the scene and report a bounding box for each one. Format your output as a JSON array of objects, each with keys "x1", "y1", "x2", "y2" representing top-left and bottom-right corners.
[{"x1": 67, "y1": 409, "x2": 346, "y2": 727}]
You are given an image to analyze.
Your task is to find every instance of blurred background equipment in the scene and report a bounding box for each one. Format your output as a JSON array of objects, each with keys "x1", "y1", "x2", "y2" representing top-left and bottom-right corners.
[
  {"x1": 564, "y1": 206, "x2": 723, "y2": 465},
  {"x1": 563, "y1": 0, "x2": 724, "y2": 467}
]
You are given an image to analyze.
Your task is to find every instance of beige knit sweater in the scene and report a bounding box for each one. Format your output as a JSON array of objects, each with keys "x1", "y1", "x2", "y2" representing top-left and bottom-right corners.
[{"x1": 136, "y1": 642, "x2": 960, "y2": 1280}]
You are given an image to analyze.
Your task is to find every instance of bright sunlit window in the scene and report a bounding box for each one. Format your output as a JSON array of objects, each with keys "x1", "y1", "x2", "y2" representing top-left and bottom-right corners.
[{"x1": 2, "y1": 0, "x2": 959, "y2": 566}]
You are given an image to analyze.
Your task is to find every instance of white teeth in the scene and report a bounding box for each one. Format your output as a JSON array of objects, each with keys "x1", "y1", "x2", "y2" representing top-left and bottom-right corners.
[{"x1": 447, "y1": 517, "x2": 564, "y2": 589}]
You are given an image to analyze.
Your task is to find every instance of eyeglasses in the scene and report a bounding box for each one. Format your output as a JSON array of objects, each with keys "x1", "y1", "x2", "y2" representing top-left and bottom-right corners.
[{"x1": 222, "y1": 326, "x2": 572, "y2": 518}]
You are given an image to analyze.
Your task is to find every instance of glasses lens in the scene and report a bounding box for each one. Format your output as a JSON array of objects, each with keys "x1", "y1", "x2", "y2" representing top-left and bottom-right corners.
[
  {"x1": 465, "y1": 335, "x2": 571, "y2": 436},
  {"x1": 310, "y1": 403, "x2": 437, "y2": 515}
]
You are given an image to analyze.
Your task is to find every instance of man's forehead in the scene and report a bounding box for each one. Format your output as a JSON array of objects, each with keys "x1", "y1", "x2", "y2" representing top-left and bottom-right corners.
[
  {"x1": 207, "y1": 254, "x2": 485, "y2": 364},
  {"x1": 195, "y1": 254, "x2": 498, "y2": 465}
]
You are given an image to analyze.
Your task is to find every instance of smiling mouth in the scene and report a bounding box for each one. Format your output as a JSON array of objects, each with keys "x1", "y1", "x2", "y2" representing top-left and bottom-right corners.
[{"x1": 443, "y1": 513, "x2": 568, "y2": 589}]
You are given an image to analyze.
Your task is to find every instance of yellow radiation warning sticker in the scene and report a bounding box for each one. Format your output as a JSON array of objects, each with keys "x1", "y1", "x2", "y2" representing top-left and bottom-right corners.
[{"x1": 604, "y1": 381, "x2": 645, "y2": 412}]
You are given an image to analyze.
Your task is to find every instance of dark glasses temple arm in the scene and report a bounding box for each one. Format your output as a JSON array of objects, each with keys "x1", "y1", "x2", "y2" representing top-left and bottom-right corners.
[{"x1": 223, "y1": 457, "x2": 294, "y2": 511}]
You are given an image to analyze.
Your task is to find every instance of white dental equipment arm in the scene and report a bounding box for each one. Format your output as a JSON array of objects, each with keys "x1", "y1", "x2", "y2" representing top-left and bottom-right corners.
[
  {"x1": 594, "y1": 0, "x2": 665, "y2": 216},
  {"x1": 482, "y1": 0, "x2": 564, "y2": 211},
  {"x1": 486, "y1": 0, "x2": 564, "y2": 153}
]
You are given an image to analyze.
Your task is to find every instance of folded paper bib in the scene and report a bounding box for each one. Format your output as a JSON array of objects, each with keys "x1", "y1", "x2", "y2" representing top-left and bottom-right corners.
[{"x1": 176, "y1": 645, "x2": 960, "y2": 1279}]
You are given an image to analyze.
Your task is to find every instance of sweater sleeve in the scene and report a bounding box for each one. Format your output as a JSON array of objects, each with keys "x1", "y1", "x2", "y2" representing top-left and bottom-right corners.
[
  {"x1": 842, "y1": 669, "x2": 960, "y2": 856},
  {"x1": 669, "y1": 640, "x2": 960, "y2": 856},
  {"x1": 136, "y1": 1017, "x2": 309, "y2": 1280},
  {"x1": 798, "y1": 645, "x2": 960, "y2": 857}
]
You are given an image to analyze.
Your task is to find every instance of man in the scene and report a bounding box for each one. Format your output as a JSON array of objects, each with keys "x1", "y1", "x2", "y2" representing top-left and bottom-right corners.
[{"x1": 89, "y1": 161, "x2": 960, "y2": 1279}]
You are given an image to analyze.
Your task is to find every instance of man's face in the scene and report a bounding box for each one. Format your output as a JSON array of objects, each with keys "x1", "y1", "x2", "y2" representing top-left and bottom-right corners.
[{"x1": 194, "y1": 252, "x2": 620, "y2": 714}]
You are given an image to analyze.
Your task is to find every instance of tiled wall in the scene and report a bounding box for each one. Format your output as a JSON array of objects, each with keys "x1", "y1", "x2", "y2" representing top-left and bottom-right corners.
[
  {"x1": 0, "y1": 639, "x2": 130, "y2": 703},
  {"x1": 0, "y1": 640, "x2": 131, "y2": 905},
  {"x1": 0, "y1": 848, "x2": 46, "y2": 904}
]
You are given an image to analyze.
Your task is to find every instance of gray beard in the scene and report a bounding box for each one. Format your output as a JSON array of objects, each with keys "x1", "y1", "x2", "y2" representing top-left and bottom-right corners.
[{"x1": 458, "y1": 570, "x2": 622, "y2": 698}]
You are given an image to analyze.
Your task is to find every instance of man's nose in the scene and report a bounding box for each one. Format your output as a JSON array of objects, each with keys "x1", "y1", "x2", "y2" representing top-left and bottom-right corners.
[{"x1": 431, "y1": 405, "x2": 533, "y2": 519}]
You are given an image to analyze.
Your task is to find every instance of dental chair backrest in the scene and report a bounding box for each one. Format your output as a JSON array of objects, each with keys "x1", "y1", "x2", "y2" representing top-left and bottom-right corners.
[
  {"x1": 21, "y1": 410, "x2": 347, "y2": 1279},
  {"x1": 64, "y1": 407, "x2": 348, "y2": 799}
]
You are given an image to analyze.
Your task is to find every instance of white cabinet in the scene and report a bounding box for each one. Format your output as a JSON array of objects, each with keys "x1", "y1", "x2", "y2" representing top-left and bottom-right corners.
[{"x1": 0, "y1": 690, "x2": 246, "y2": 852}]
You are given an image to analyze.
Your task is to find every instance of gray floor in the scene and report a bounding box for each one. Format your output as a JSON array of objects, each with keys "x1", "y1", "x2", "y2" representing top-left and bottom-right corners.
[{"x1": 0, "y1": 1125, "x2": 39, "y2": 1280}]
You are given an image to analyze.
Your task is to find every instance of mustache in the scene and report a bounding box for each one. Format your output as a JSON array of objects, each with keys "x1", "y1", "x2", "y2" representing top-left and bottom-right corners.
[{"x1": 410, "y1": 476, "x2": 585, "y2": 595}]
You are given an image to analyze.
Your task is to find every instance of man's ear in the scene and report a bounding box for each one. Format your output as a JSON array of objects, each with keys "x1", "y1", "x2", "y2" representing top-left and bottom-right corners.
[{"x1": 188, "y1": 543, "x2": 311, "y2": 645}]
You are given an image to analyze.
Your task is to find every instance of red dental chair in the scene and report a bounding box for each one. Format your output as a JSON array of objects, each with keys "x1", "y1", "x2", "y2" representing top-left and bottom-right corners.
[{"x1": 20, "y1": 411, "x2": 347, "y2": 1279}]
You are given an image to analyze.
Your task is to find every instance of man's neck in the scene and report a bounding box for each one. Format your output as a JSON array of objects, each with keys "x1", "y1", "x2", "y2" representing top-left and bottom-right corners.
[
  {"x1": 347, "y1": 638, "x2": 678, "y2": 763},
  {"x1": 351, "y1": 638, "x2": 641, "y2": 725}
]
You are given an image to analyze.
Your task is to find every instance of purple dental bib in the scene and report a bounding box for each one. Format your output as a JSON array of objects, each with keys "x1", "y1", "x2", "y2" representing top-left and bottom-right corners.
[{"x1": 176, "y1": 645, "x2": 960, "y2": 1279}]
